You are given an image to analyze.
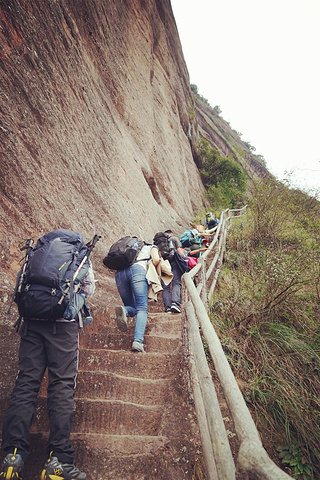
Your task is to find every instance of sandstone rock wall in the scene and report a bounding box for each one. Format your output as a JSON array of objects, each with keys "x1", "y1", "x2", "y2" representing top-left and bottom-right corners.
[{"x1": 0, "y1": 0, "x2": 206, "y2": 277}]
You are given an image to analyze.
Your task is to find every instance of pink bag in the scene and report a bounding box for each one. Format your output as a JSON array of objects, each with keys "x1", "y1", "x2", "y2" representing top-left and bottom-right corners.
[
  {"x1": 187, "y1": 256, "x2": 198, "y2": 270},
  {"x1": 181, "y1": 248, "x2": 198, "y2": 270}
]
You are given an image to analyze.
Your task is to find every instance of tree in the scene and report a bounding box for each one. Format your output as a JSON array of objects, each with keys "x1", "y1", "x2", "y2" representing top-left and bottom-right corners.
[{"x1": 190, "y1": 84, "x2": 198, "y2": 94}]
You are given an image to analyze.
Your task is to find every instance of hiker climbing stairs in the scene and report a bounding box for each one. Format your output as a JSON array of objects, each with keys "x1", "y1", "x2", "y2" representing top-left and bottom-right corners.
[{"x1": 25, "y1": 311, "x2": 202, "y2": 480}]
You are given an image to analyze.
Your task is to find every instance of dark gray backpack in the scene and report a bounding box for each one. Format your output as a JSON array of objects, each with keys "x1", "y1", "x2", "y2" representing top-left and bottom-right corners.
[
  {"x1": 103, "y1": 236, "x2": 145, "y2": 270},
  {"x1": 153, "y1": 232, "x2": 175, "y2": 260}
]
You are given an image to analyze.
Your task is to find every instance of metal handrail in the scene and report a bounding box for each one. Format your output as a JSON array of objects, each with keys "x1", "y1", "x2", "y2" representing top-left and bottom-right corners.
[{"x1": 182, "y1": 206, "x2": 293, "y2": 480}]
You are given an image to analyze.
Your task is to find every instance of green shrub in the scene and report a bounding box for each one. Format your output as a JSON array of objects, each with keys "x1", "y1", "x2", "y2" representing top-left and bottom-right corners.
[{"x1": 197, "y1": 138, "x2": 247, "y2": 210}]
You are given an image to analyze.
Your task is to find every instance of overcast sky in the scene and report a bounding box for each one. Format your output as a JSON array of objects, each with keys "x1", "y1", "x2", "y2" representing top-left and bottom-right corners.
[{"x1": 171, "y1": 0, "x2": 320, "y2": 194}]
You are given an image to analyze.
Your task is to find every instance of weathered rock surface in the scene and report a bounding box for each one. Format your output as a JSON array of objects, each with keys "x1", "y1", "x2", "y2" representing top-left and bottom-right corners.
[{"x1": 0, "y1": 0, "x2": 207, "y2": 281}]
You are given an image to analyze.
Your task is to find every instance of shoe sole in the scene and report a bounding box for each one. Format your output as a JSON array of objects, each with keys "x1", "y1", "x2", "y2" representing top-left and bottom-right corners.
[
  {"x1": 40, "y1": 465, "x2": 86, "y2": 480},
  {"x1": 132, "y1": 342, "x2": 145, "y2": 353},
  {"x1": 40, "y1": 470, "x2": 86, "y2": 480},
  {"x1": 171, "y1": 305, "x2": 181, "y2": 313},
  {"x1": 115, "y1": 307, "x2": 128, "y2": 332},
  {"x1": 0, "y1": 470, "x2": 22, "y2": 480}
]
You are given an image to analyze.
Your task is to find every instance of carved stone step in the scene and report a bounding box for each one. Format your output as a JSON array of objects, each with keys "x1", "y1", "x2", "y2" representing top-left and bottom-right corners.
[
  {"x1": 25, "y1": 432, "x2": 195, "y2": 480},
  {"x1": 94, "y1": 317, "x2": 182, "y2": 338},
  {"x1": 78, "y1": 349, "x2": 176, "y2": 379},
  {"x1": 79, "y1": 332, "x2": 181, "y2": 353},
  {"x1": 30, "y1": 398, "x2": 164, "y2": 436}
]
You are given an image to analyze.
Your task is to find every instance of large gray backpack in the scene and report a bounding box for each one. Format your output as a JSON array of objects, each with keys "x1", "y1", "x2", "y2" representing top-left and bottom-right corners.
[{"x1": 11, "y1": 229, "x2": 97, "y2": 328}]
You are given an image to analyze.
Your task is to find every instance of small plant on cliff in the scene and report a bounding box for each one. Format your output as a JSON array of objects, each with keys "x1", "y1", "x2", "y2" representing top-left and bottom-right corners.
[
  {"x1": 213, "y1": 105, "x2": 222, "y2": 115},
  {"x1": 255, "y1": 154, "x2": 267, "y2": 166},
  {"x1": 190, "y1": 83, "x2": 210, "y2": 106},
  {"x1": 191, "y1": 84, "x2": 198, "y2": 94},
  {"x1": 189, "y1": 108, "x2": 196, "y2": 124},
  {"x1": 243, "y1": 140, "x2": 256, "y2": 152}
]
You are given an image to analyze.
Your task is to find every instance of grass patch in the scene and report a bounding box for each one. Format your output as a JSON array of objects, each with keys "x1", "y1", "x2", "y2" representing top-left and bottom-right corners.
[{"x1": 210, "y1": 178, "x2": 320, "y2": 479}]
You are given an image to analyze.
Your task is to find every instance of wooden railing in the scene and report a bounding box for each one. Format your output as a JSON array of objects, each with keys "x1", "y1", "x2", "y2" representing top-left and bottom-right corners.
[{"x1": 182, "y1": 207, "x2": 294, "y2": 480}]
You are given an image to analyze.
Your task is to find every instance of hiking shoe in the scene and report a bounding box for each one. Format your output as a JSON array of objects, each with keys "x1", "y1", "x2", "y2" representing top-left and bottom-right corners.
[
  {"x1": 132, "y1": 341, "x2": 145, "y2": 353},
  {"x1": 40, "y1": 454, "x2": 86, "y2": 480},
  {"x1": 115, "y1": 306, "x2": 127, "y2": 332},
  {"x1": 171, "y1": 303, "x2": 181, "y2": 313},
  {"x1": 0, "y1": 449, "x2": 24, "y2": 480}
]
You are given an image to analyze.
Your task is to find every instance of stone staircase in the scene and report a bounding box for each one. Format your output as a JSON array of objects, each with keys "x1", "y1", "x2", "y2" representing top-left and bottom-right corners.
[{"x1": 24, "y1": 310, "x2": 203, "y2": 480}]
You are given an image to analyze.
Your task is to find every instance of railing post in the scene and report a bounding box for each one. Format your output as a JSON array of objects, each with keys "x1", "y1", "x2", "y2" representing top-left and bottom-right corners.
[
  {"x1": 186, "y1": 301, "x2": 235, "y2": 480},
  {"x1": 199, "y1": 256, "x2": 208, "y2": 307},
  {"x1": 185, "y1": 303, "x2": 219, "y2": 480}
]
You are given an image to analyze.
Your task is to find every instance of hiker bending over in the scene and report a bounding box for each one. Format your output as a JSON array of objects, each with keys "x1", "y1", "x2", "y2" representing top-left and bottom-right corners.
[
  {"x1": 155, "y1": 230, "x2": 187, "y2": 314},
  {"x1": 114, "y1": 242, "x2": 160, "y2": 353},
  {"x1": 204, "y1": 212, "x2": 219, "y2": 234},
  {"x1": 0, "y1": 229, "x2": 97, "y2": 480}
]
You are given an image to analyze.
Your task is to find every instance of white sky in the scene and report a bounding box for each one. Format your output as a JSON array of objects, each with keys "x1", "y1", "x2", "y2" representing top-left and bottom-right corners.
[{"x1": 171, "y1": 0, "x2": 320, "y2": 194}]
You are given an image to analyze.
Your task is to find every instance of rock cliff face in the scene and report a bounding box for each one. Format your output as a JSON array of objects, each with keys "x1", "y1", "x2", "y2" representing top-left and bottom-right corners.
[{"x1": 0, "y1": 0, "x2": 208, "y2": 281}]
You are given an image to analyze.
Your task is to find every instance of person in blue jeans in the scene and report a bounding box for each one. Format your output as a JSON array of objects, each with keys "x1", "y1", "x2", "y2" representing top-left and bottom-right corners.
[{"x1": 115, "y1": 244, "x2": 160, "y2": 353}]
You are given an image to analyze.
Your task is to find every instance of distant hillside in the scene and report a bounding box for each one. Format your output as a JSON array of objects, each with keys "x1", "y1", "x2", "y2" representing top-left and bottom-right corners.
[{"x1": 190, "y1": 88, "x2": 270, "y2": 181}]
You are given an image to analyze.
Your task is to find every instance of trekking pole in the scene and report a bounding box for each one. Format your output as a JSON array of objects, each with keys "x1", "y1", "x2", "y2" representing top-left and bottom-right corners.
[
  {"x1": 58, "y1": 234, "x2": 101, "y2": 306},
  {"x1": 17, "y1": 239, "x2": 34, "y2": 292},
  {"x1": 7, "y1": 238, "x2": 34, "y2": 314},
  {"x1": 73, "y1": 234, "x2": 101, "y2": 281}
]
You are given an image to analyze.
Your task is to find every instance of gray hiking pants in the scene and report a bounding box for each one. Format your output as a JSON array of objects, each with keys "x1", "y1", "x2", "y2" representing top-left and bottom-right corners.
[{"x1": 1, "y1": 320, "x2": 79, "y2": 464}]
